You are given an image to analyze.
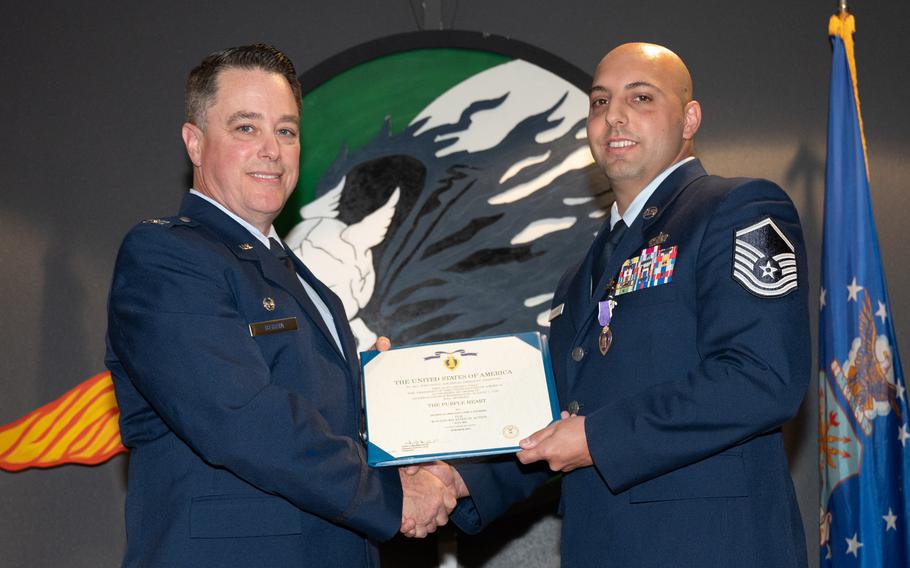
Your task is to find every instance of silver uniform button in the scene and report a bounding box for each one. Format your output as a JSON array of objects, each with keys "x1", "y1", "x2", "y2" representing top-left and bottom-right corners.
[
  {"x1": 179, "y1": 216, "x2": 192, "y2": 223},
  {"x1": 571, "y1": 346, "x2": 585, "y2": 362},
  {"x1": 262, "y1": 297, "x2": 276, "y2": 311},
  {"x1": 567, "y1": 400, "x2": 580, "y2": 415}
]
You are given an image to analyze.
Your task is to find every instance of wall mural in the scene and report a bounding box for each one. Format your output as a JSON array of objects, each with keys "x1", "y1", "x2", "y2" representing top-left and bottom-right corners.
[{"x1": 279, "y1": 31, "x2": 612, "y2": 352}]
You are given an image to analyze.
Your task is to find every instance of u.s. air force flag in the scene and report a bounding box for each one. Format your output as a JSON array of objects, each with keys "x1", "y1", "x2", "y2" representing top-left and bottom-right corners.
[{"x1": 819, "y1": 11, "x2": 909, "y2": 566}]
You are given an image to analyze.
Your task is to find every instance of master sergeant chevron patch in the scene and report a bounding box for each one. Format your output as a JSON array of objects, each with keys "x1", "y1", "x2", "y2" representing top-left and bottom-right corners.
[{"x1": 732, "y1": 217, "x2": 798, "y2": 298}]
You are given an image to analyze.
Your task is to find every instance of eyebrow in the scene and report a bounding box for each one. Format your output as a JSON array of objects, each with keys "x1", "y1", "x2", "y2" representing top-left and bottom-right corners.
[
  {"x1": 625, "y1": 81, "x2": 660, "y2": 91},
  {"x1": 226, "y1": 111, "x2": 300, "y2": 125},
  {"x1": 278, "y1": 114, "x2": 300, "y2": 124},
  {"x1": 589, "y1": 81, "x2": 662, "y2": 95},
  {"x1": 227, "y1": 111, "x2": 262, "y2": 124}
]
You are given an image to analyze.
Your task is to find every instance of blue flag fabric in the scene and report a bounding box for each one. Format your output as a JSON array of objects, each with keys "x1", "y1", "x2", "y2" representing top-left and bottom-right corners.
[{"x1": 820, "y1": 13, "x2": 909, "y2": 567}]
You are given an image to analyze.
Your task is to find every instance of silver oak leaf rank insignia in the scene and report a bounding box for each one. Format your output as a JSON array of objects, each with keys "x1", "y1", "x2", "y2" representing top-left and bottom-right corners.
[{"x1": 732, "y1": 217, "x2": 798, "y2": 298}]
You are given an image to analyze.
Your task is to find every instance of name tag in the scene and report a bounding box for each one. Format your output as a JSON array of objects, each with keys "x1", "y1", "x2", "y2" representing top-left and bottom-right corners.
[
  {"x1": 249, "y1": 316, "x2": 299, "y2": 337},
  {"x1": 548, "y1": 303, "x2": 565, "y2": 321}
]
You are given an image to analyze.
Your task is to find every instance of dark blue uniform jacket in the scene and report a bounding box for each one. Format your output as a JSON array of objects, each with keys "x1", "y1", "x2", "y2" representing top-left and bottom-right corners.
[{"x1": 106, "y1": 193, "x2": 402, "y2": 567}]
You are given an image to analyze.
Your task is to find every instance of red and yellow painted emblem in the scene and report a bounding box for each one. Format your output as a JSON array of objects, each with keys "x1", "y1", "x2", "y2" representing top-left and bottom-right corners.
[{"x1": 0, "y1": 372, "x2": 126, "y2": 471}]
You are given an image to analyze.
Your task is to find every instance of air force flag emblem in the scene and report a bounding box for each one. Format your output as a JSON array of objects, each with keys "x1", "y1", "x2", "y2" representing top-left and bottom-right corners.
[{"x1": 732, "y1": 217, "x2": 798, "y2": 298}]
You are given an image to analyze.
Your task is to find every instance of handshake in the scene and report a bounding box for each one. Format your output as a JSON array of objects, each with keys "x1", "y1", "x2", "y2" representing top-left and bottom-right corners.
[
  {"x1": 397, "y1": 461, "x2": 469, "y2": 538},
  {"x1": 393, "y1": 408, "x2": 591, "y2": 538}
]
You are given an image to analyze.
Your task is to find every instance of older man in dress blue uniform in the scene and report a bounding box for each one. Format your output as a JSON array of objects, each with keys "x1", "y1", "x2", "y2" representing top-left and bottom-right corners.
[
  {"x1": 423, "y1": 43, "x2": 810, "y2": 567},
  {"x1": 105, "y1": 44, "x2": 454, "y2": 567}
]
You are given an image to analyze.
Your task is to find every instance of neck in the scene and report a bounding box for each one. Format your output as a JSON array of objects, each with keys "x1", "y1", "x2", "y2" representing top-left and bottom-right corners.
[{"x1": 190, "y1": 185, "x2": 274, "y2": 237}]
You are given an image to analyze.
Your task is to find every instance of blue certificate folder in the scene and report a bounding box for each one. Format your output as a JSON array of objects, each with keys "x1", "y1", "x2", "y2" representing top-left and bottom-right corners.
[{"x1": 360, "y1": 331, "x2": 560, "y2": 467}]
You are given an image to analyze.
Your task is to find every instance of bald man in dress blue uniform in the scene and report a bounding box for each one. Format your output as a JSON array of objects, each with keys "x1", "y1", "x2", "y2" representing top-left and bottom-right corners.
[
  {"x1": 423, "y1": 43, "x2": 810, "y2": 567},
  {"x1": 105, "y1": 44, "x2": 454, "y2": 567}
]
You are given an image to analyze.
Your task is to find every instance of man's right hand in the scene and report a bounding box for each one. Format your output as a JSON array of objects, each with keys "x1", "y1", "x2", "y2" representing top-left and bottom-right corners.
[{"x1": 398, "y1": 467, "x2": 457, "y2": 538}]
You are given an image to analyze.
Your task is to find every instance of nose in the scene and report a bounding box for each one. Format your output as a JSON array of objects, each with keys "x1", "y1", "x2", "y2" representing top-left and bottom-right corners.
[
  {"x1": 259, "y1": 133, "x2": 280, "y2": 161},
  {"x1": 605, "y1": 101, "x2": 626, "y2": 128}
]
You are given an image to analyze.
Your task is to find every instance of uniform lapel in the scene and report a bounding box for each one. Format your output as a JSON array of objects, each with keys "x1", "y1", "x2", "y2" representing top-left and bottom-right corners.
[
  {"x1": 287, "y1": 251, "x2": 361, "y2": 373},
  {"x1": 566, "y1": 221, "x2": 606, "y2": 331},
  {"x1": 285, "y1": 250, "x2": 363, "y2": 413},
  {"x1": 178, "y1": 194, "x2": 348, "y2": 365},
  {"x1": 637, "y1": 159, "x2": 707, "y2": 239}
]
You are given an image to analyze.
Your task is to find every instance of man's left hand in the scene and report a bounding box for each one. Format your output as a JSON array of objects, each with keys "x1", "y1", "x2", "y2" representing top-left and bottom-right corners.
[{"x1": 516, "y1": 411, "x2": 592, "y2": 472}]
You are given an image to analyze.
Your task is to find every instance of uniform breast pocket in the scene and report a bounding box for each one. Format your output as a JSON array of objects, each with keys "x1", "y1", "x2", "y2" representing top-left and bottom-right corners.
[
  {"x1": 628, "y1": 452, "x2": 748, "y2": 503},
  {"x1": 613, "y1": 281, "x2": 680, "y2": 311}
]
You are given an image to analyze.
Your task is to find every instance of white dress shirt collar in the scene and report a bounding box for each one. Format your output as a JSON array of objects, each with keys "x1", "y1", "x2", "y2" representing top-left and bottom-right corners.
[
  {"x1": 609, "y1": 156, "x2": 695, "y2": 230},
  {"x1": 189, "y1": 189, "x2": 282, "y2": 247}
]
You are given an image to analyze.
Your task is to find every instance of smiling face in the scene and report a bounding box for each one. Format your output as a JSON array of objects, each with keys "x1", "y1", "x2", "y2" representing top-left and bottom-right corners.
[
  {"x1": 586, "y1": 43, "x2": 701, "y2": 208},
  {"x1": 182, "y1": 67, "x2": 300, "y2": 234}
]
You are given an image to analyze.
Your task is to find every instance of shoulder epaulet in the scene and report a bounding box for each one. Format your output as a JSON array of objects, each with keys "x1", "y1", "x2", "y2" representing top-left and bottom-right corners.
[{"x1": 139, "y1": 215, "x2": 197, "y2": 228}]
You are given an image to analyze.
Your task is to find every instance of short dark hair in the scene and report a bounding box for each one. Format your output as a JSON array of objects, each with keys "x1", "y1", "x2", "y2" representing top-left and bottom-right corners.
[{"x1": 185, "y1": 43, "x2": 302, "y2": 127}]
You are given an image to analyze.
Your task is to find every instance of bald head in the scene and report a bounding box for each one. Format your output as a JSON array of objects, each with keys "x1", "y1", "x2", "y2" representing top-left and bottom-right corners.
[
  {"x1": 597, "y1": 43, "x2": 693, "y2": 105},
  {"x1": 587, "y1": 42, "x2": 702, "y2": 207}
]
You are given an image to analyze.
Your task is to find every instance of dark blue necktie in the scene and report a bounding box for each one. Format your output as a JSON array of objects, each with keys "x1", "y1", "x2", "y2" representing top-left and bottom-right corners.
[
  {"x1": 591, "y1": 219, "x2": 627, "y2": 285},
  {"x1": 269, "y1": 237, "x2": 296, "y2": 277}
]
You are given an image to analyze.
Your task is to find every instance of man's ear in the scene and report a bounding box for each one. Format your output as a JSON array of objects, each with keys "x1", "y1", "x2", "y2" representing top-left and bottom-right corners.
[
  {"x1": 682, "y1": 100, "x2": 702, "y2": 140},
  {"x1": 182, "y1": 122, "x2": 203, "y2": 167}
]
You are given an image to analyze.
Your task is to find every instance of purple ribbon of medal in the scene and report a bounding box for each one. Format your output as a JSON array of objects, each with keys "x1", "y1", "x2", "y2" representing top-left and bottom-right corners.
[
  {"x1": 596, "y1": 299, "x2": 614, "y2": 356},
  {"x1": 598, "y1": 300, "x2": 613, "y2": 327}
]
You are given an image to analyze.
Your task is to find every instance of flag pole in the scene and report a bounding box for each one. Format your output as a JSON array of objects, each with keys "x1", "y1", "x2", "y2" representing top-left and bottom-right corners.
[{"x1": 828, "y1": 4, "x2": 868, "y2": 177}]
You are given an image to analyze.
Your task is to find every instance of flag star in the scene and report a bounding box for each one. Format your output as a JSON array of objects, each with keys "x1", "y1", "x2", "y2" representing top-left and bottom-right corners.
[
  {"x1": 845, "y1": 533, "x2": 864, "y2": 556},
  {"x1": 760, "y1": 261, "x2": 779, "y2": 279},
  {"x1": 899, "y1": 423, "x2": 910, "y2": 447},
  {"x1": 820, "y1": 287, "x2": 827, "y2": 309},
  {"x1": 884, "y1": 508, "x2": 898, "y2": 531},
  {"x1": 876, "y1": 301, "x2": 888, "y2": 324},
  {"x1": 847, "y1": 278, "x2": 864, "y2": 302},
  {"x1": 899, "y1": 381, "x2": 906, "y2": 402}
]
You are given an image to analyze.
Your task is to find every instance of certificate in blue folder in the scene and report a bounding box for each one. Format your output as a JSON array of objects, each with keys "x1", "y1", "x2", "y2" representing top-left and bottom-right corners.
[{"x1": 360, "y1": 331, "x2": 560, "y2": 467}]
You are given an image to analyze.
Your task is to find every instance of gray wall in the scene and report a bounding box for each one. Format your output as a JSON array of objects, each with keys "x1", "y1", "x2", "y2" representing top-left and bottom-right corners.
[{"x1": 2, "y1": 2, "x2": 908, "y2": 566}]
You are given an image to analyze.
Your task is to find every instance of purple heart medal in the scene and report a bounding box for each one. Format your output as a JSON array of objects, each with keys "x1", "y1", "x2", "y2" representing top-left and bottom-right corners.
[{"x1": 597, "y1": 292, "x2": 617, "y2": 356}]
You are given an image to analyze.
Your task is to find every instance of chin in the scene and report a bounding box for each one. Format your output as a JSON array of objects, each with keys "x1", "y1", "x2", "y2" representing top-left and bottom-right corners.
[
  {"x1": 252, "y1": 190, "x2": 291, "y2": 209},
  {"x1": 603, "y1": 165, "x2": 636, "y2": 180}
]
